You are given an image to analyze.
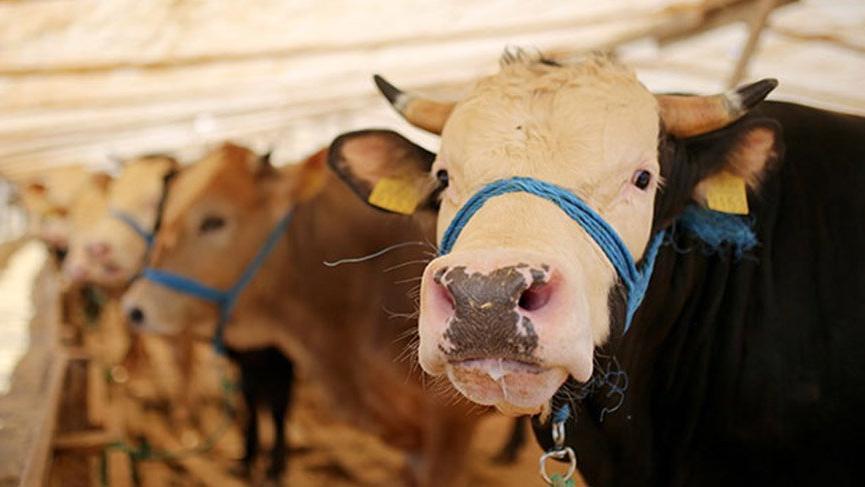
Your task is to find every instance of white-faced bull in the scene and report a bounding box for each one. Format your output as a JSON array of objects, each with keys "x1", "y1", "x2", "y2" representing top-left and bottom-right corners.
[{"x1": 328, "y1": 51, "x2": 865, "y2": 486}]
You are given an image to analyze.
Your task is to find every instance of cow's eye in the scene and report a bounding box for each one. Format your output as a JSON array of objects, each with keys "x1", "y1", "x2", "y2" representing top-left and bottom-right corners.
[
  {"x1": 436, "y1": 169, "x2": 449, "y2": 188},
  {"x1": 199, "y1": 215, "x2": 225, "y2": 233},
  {"x1": 632, "y1": 170, "x2": 652, "y2": 190}
]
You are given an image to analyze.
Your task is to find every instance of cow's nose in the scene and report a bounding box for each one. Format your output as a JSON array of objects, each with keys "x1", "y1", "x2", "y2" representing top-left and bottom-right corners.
[
  {"x1": 86, "y1": 241, "x2": 111, "y2": 259},
  {"x1": 64, "y1": 264, "x2": 88, "y2": 283},
  {"x1": 127, "y1": 307, "x2": 145, "y2": 326},
  {"x1": 428, "y1": 265, "x2": 555, "y2": 314},
  {"x1": 422, "y1": 258, "x2": 557, "y2": 360}
]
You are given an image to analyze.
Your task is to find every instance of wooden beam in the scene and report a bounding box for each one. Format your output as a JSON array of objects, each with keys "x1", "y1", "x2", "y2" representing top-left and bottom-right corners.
[
  {"x1": 106, "y1": 449, "x2": 133, "y2": 487},
  {"x1": 87, "y1": 351, "x2": 108, "y2": 428},
  {"x1": 768, "y1": 25, "x2": 865, "y2": 55},
  {"x1": 13, "y1": 266, "x2": 68, "y2": 487},
  {"x1": 728, "y1": 0, "x2": 779, "y2": 87},
  {"x1": 17, "y1": 350, "x2": 68, "y2": 487},
  {"x1": 655, "y1": 0, "x2": 795, "y2": 46},
  {"x1": 53, "y1": 430, "x2": 114, "y2": 452}
]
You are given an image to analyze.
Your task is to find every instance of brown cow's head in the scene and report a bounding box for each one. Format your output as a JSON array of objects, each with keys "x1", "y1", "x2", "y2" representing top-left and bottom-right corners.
[
  {"x1": 54, "y1": 172, "x2": 113, "y2": 277},
  {"x1": 329, "y1": 52, "x2": 781, "y2": 415},
  {"x1": 122, "y1": 143, "x2": 326, "y2": 339},
  {"x1": 64, "y1": 155, "x2": 178, "y2": 287},
  {"x1": 18, "y1": 180, "x2": 71, "y2": 249},
  {"x1": 17, "y1": 166, "x2": 97, "y2": 251}
]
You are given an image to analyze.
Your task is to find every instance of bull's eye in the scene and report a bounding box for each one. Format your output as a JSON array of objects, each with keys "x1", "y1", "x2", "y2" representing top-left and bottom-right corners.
[
  {"x1": 199, "y1": 215, "x2": 225, "y2": 234},
  {"x1": 632, "y1": 170, "x2": 652, "y2": 190},
  {"x1": 436, "y1": 169, "x2": 449, "y2": 188}
]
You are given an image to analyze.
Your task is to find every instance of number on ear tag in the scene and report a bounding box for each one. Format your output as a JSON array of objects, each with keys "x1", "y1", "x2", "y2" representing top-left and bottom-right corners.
[
  {"x1": 368, "y1": 177, "x2": 424, "y2": 215},
  {"x1": 705, "y1": 171, "x2": 749, "y2": 215}
]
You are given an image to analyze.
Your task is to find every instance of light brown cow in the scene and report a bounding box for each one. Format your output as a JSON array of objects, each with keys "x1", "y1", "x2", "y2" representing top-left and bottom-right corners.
[
  {"x1": 63, "y1": 155, "x2": 178, "y2": 288},
  {"x1": 122, "y1": 143, "x2": 516, "y2": 486},
  {"x1": 61, "y1": 176, "x2": 113, "y2": 285},
  {"x1": 327, "y1": 51, "x2": 779, "y2": 417},
  {"x1": 57, "y1": 154, "x2": 194, "y2": 426},
  {"x1": 26, "y1": 169, "x2": 114, "y2": 342},
  {"x1": 16, "y1": 166, "x2": 108, "y2": 260}
]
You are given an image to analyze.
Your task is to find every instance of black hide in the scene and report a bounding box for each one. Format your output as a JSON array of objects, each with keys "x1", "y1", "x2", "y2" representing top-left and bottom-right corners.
[{"x1": 533, "y1": 101, "x2": 865, "y2": 487}]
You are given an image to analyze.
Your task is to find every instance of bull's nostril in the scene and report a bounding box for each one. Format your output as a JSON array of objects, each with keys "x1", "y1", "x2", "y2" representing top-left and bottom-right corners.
[
  {"x1": 518, "y1": 282, "x2": 552, "y2": 311},
  {"x1": 435, "y1": 280, "x2": 455, "y2": 310},
  {"x1": 128, "y1": 307, "x2": 144, "y2": 325}
]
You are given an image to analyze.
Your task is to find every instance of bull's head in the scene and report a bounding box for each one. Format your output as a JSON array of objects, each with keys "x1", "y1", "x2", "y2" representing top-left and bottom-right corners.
[{"x1": 329, "y1": 52, "x2": 781, "y2": 415}]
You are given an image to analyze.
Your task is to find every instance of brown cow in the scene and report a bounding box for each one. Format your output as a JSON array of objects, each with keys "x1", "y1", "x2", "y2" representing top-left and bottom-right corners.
[
  {"x1": 62, "y1": 172, "x2": 114, "y2": 274},
  {"x1": 17, "y1": 166, "x2": 108, "y2": 263},
  {"x1": 122, "y1": 143, "x2": 522, "y2": 485},
  {"x1": 24, "y1": 170, "x2": 115, "y2": 341},
  {"x1": 62, "y1": 151, "x2": 298, "y2": 482},
  {"x1": 57, "y1": 154, "x2": 199, "y2": 426},
  {"x1": 63, "y1": 154, "x2": 178, "y2": 288}
]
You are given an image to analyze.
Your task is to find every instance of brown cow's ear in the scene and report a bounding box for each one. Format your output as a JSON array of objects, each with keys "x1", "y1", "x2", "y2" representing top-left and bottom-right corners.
[
  {"x1": 91, "y1": 172, "x2": 113, "y2": 192},
  {"x1": 328, "y1": 129, "x2": 438, "y2": 215},
  {"x1": 253, "y1": 150, "x2": 277, "y2": 180},
  {"x1": 25, "y1": 182, "x2": 47, "y2": 195},
  {"x1": 265, "y1": 148, "x2": 328, "y2": 219},
  {"x1": 288, "y1": 148, "x2": 328, "y2": 203},
  {"x1": 691, "y1": 121, "x2": 781, "y2": 209}
]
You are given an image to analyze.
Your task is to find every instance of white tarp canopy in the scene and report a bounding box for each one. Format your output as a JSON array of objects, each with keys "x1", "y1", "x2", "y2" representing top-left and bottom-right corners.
[{"x1": 0, "y1": 0, "x2": 863, "y2": 180}]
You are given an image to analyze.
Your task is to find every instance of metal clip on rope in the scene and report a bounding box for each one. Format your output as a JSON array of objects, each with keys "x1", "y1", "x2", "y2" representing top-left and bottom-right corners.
[{"x1": 539, "y1": 404, "x2": 577, "y2": 486}]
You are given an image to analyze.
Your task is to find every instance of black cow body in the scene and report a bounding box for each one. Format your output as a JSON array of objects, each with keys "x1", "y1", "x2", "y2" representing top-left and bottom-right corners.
[{"x1": 533, "y1": 102, "x2": 865, "y2": 486}]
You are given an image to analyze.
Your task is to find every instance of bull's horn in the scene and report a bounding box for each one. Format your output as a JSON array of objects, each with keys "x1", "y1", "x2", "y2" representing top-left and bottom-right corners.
[
  {"x1": 657, "y1": 78, "x2": 778, "y2": 138},
  {"x1": 373, "y1": 74, "x2": 456, "y2": 135}
]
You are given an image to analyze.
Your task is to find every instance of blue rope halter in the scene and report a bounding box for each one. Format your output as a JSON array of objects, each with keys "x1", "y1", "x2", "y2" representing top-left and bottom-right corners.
[
  {"x1": 142, "y1": 212, "x2": 294, "y2": 354},
  {"x1": 439, "y1": 176, "x2": 665, "y2": 333},
  {"x1": 110, "y1": 209, "x2": 155, "y2": 247},
  {"x1": 441, "y1": 179, "x2": 759, "y2": 435}
]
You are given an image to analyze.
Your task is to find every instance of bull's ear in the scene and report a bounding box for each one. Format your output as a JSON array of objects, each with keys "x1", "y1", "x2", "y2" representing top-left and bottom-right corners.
[
  {"x1": 328, "y1": 129, "x2": 438, "y2": 215},
  {"x1": 654, "y1": 118, "x2": 782, "y2": 228},
  {"x1": 690, "y1": 120, "x2": 782, "y2": 209}
]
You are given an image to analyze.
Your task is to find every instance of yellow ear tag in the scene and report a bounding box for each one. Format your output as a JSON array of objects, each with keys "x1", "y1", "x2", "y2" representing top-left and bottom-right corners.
[
  {"x1": 705, "y1": 171, "x2": 749, "y2": 215},
  {"x1": 368, "y1": 177, "x2": 424, "y2": 215}
]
